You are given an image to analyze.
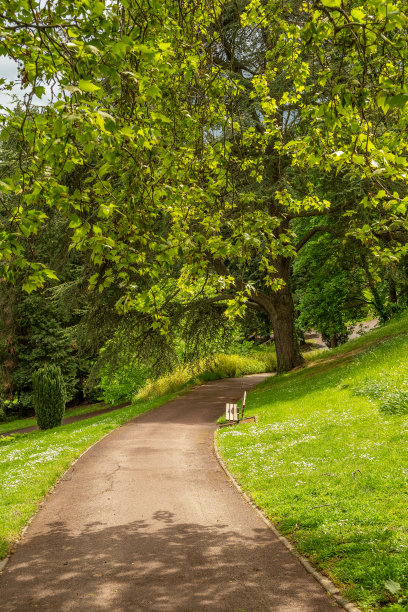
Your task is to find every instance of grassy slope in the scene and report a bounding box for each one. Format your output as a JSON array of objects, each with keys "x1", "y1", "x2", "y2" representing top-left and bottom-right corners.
[
  {"x1": 217, "y1": 313, "x2": 408, "y2": 611},
  {"x1": 0, "y1": 394, "x2": 174, "y2": 560}
]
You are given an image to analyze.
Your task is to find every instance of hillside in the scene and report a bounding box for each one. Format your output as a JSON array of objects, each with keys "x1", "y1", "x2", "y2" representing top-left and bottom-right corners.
[{"x1": 217, "y1": 313, "x2": 408, "y2": 611}]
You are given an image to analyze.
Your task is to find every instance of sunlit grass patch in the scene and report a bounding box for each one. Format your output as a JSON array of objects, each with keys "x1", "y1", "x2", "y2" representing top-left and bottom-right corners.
[
  {"x1": 136, "y1": 350, "x2": 276, "y2": 400},
  {"x1": 217, "y1": 314, "x2": 408, "y2": 611},
  {"x1": 0, "y1": 402, "x2": 112, "y2": 436}
]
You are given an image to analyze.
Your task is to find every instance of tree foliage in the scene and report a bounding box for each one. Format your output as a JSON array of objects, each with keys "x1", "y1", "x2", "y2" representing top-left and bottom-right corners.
[{"x1": 0, "y1": 0, "x2": 408, "y2": 375}]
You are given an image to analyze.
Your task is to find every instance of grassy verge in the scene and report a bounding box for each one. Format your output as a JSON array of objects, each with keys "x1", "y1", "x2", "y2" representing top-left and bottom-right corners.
[
  {"x1": 0, "y1": 402, "x2": 114, "y2": 436},
  {"x1": 217, "y1": 313, "x2": 408, "y2": 611},
  {"x1": 136, "y1": 350, "x2": 276, "y2": 400},
  {"x1": 304, "y1": 314, "x2": 405, "y2": 364},
  {"x1": 0, "y1": 394, "x2": 174, "y2": 560}
]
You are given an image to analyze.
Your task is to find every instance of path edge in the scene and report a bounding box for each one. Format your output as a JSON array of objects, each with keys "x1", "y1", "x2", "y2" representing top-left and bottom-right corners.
[
  {"x1": 0, "y1": 402, "x2": 159, "y2": 574},
  {"x1": 0, "y1": 428, "x2": 116, "y2": 574},
  {"x1": 213, "y1": 433, "x2": 361, "y2": 612}
]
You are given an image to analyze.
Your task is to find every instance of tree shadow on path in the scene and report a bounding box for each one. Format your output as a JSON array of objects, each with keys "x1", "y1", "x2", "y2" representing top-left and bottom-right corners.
[{"x1": 1, "y1": 511, "x2": 336, "y2": 612}]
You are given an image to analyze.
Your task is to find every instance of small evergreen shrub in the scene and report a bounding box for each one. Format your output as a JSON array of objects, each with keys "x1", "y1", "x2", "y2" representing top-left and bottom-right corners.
[{"x1": 32, "y1": 364, "x2": 66, "y2": 430}]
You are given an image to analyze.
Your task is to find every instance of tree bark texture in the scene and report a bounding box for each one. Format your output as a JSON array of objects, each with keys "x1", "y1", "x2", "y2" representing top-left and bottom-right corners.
[
  {"x1": 389, "y1": 277, "x2": 398, "y2": 303},
  {"x1": 252, "y1": 256, "x2": 304, "y2": 372},
  {"x1": 212, "y1": 250, "x2": 304, "y2": 372}
]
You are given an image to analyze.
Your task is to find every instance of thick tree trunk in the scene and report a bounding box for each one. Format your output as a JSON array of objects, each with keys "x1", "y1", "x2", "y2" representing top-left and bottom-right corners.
[
  {"x1": 253, "y1": 256, "x2": 304, "y2": 372},
  {"x1": 212, "y1": 248, "x2": 304, "y2": 372},
  {"x1": 360, "y1": 255, "x2": 388, "y2": 320},
  {"x1": 271, "y1": 291, "x2": 304, "y2": 371},
  {"x1": 389, "y1": 277, "x2": 398, "y2": 303}
]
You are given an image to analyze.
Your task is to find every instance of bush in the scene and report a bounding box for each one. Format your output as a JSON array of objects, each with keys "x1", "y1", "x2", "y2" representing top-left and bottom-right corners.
[
  {"x1": 0, "y1": 397, "x2": 19, "y2": 422},
  {"x1": 210, "y1": 352, "x2": 277, "y2": 378},
  {"x1": 0, "y1": 399, "x2": 5, "y2": 423},
  {"x1": 136, "y1": 367, "x2": 191, "y2": 400},
  {"x1": 32, "y1": 364, "x2": 66, "y2": 430},
  {"x1": 100, "y1": 363, "x2": 150, "y2": 405}
]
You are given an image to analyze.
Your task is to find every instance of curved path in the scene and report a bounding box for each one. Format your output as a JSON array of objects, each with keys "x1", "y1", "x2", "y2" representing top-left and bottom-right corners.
[{"x1": 0, "y1": 375, "x2": 338, "y2": 611}]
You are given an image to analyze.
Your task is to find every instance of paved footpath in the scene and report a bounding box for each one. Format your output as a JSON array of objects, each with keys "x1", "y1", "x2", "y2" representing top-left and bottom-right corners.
[{"x1": 0, "y1": 375, "x2": 339, "y2": 611}]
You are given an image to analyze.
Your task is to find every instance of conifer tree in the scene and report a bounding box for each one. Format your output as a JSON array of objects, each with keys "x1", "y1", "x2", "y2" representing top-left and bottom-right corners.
[{"x1": 32, "y1": 364, "x2": 66, "y2": 429}]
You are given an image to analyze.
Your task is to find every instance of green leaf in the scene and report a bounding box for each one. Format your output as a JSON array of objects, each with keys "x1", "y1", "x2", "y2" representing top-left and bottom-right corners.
[
  {"x1": 388, "y1": 94, "x2": 408, "y2": 109},
  {"x1": 69, "y1": 214, "x2": 82, "y2": 229},
  {"x1": 78, "y1": 80, "x2": 100, "y2": 93},
  {"x1": 22, "y1": 279, "x2": 38, "y2": 293},
  {"x1": 34, "y1": 86, "x2": 45, "y2": 98},
  {"x1": 321, "y1": 0, "x2": 341, "y2": 7},
  {"x1": 92, "y1": 1, "x2": 105, "y2": 16},
  {"x1": 384, "y1": 580, "x2": 401, "y2": 595},
  {"x1": 146, "y1": 84, "x2": 161, "y2": 98},
  {"x1": 376, "y1": 92, "x2": 389, "y2": 112},
  {"x1": 350, "y1": 8, "x2": 366, "y2": 21},
  {"x1": 44, "y1": 269, "x2": 59, "y2": 280},
  {"x1": 120, "y1": 126, "x2": 135, "y2": 138},
  {"x1": 62, "y1": 85, "x2": 81, "y2": 94},
  {"x1": 85, "y1": 45, "x2": 101, "y2": 55},
  {"x1": 89, "y1": 273, "x2": 99, "y2": 286},
  {"x1": 158, "y1": 42, "x2": 172, "y2": 51}
]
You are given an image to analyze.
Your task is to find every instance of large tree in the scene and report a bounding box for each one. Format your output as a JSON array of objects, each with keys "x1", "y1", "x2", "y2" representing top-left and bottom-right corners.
[{"x1": 1, "y1": 0, "x2": 408, "y2": 374}]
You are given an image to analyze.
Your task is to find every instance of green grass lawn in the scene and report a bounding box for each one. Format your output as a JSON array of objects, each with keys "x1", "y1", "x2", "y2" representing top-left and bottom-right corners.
[
  {"x1": 0, "y1": 394, "x2": 173, "y2": 560},
  {"x1": 217, "y1": 312, "x2": 408, "y2": 611},
  {"x1": 0, "y1": 401, "x2": 114, "y2": 436}
]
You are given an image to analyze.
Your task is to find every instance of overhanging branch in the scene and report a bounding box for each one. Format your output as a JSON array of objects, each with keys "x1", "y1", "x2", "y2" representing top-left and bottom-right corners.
[{"x1": 296, "y1": 225, "x2": 339, "y2": 252}]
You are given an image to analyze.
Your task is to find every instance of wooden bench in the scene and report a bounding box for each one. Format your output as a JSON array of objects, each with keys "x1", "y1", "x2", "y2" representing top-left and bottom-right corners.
[{"x1": 220, "y1": 392, "x2": 257, "y2": 427}]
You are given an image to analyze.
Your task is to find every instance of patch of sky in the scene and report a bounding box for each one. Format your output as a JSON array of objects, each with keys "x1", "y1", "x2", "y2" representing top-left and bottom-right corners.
[{"x1": 0, "y1": 56, "x2": 53, "y2": 111}]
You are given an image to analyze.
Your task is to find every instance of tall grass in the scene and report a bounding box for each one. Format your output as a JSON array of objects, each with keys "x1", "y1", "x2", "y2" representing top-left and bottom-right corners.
[{"x1": 136, "y1": 351, "x2": 277, "y2": 400}]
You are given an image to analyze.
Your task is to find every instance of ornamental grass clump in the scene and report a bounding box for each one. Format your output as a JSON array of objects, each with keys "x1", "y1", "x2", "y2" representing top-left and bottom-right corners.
[{"x1": 32, "y1": 364, "x2": 66, "y2": 430}]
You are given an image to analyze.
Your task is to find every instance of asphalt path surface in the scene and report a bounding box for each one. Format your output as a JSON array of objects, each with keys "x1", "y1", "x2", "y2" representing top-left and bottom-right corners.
[{"x1": 0, "y1": 375, "x2": 339, "y2": 611}]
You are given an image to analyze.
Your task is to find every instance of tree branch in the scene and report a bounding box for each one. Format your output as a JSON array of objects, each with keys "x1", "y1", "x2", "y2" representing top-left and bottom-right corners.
[
  {"x1": 296, "y1": 225, "x2": 338, "y2": 252},
  {"x1": 211, "y1": 257, "x2": 245, "y2": 292}
]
